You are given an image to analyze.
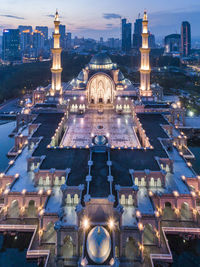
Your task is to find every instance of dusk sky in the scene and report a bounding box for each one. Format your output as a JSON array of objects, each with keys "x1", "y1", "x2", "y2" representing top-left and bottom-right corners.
[{"x1": 0, "y1": 0, "x2": 200, "y2": 40}]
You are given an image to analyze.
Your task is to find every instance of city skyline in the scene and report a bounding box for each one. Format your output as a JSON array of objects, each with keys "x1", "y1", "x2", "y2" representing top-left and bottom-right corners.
[{"x1": 0, "y1": 0, "x2": 200, "y2": 39}]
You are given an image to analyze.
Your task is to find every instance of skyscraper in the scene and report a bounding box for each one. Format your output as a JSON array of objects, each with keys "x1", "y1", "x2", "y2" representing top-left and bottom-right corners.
[
  {"x1": 133, "y1": 18, "x2": 142, "y2": 49},
  {"x1": 164, "y1": 34, "x2": 181, "y2": 55},
  {"x1": 32, "y1": 30, "x2": 45, "y2": 57},
  {"x1": 121, "y1": 18, "x2": 132, "y2": 52},
  {"x1": 181, "y1": 21, "x2": 191, "y2": 57},
  {"x1": 2, "y1": 29, "x2": 21, "y2": 62},
  {"x1": 21, "y1": 29, "x2": 32, "y2": 57},
  {"x1": 36, "y1": 26, "x2": 48, "y2": 40},
  {"x1": 59, "y1": 24, "x2": 66, "y2": 49},
  {"x1": 18, "y1": 25, "x2": 32, "y2": 33}
]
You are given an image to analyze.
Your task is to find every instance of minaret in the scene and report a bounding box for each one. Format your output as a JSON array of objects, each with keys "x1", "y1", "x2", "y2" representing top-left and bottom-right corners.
[
  {"x1": 140, "y1": 10, "x2": 152, "y2": 97},
  {"x1": 50, "y1": 10, "x2": 62, "y2": 96}
]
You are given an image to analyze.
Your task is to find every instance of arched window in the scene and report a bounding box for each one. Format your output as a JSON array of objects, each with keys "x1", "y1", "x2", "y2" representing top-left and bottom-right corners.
[
  {"x1": 127, "y1": 195, "x2": 133, "y2": 206},
  {"x1": 120, "y1": 194, "x2": 126, "y2": 205},
  {"x1": 74, "y1": 194, "x2": 79, "y2": 205}
]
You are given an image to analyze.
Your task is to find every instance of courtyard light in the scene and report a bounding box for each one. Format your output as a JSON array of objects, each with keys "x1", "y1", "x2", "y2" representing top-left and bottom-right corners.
[
  {"x1": 82, "y1": 217, "x2": 90, "y2": 230},
  {"x1": 108, "y1": 218, "x2": 115, "y2": 230}
]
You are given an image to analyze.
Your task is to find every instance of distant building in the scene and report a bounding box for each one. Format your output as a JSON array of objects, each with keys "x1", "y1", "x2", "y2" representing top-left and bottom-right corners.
[
  {"x1": 164, "y1": 34, "x2": 181, "y2": 56},
  {"x1": 2, "y1": 29, "x2": 21, "y2": 62},
  {"x1": 36, "y1": 26, "x2": 48, "y2": 40},
  {"x1": 181, "y1": 21, "x2": 191, "y2": 57},
  {"x1": 18, "y1": 25, "x2": 32, "y2": 33},
  {"x1": 132, "y1": 18, "x2": 142, "y2": 49},
  {"x1": 21, "y1": 29, "x2": 32, "y2": 57},
  {"x1": 59, "y1": 24, "x2": 66, "y2": 49},
  {"x1": 148, "y1": 33, "x2": 156, "y2": 48},
  {"x1": 32, "y1": 30, "x2": 45, "y2": 58},
  {"x1": 121, "y1": 18, "x2": 132, "y2": 52},
  {"x1": 66, "y1": 32, "x2": 72, "y2": 50}
]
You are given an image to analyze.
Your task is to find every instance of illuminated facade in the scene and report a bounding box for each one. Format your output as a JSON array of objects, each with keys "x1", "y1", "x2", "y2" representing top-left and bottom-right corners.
[
  {"x1": 50, "y1": 11, "x2": 62, "y2": 96},
  {"x1": 140, "y1": 11, "x2": 152, "y2": 97}
]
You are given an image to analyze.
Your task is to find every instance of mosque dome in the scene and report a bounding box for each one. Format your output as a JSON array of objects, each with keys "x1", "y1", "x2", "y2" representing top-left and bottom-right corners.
[
  {"x1": 90, "y1": 53, "x2": 112, "y2": 65},
  {"x1": 118, "y1": 70, "x2": 125, "y2": 81},
  {"x1": 77, "y1": 70, "x2": 85, "y2": 81},
  {"x1": 86, "y1": 226, "x2": 111, "y2": 264}
]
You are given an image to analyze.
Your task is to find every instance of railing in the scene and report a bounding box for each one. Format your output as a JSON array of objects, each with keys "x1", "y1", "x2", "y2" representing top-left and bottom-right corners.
[
  {"x1": 0, "y1": 224, "x2": 49, "y2": 267},
  {"x1": 150, "y1": 227, "x2": 200, "y2": 266}
]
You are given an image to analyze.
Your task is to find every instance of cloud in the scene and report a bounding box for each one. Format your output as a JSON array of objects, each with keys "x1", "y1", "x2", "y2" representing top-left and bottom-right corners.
[
  {"x1": 0, "y1": 14, "x2": 24, "y2": 20},
  {"x1": 46, "y1": 14, "x2": 54, "y2": 18},
  {"x1": 106, "y1": 23, "x2": 113, "y2": 28},
  {"x1": 103, "y1": 13, "x2": 121, "y2": 20}
]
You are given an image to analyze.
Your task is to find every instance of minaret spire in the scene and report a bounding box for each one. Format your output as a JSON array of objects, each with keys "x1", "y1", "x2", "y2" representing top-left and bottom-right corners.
[
  {"x1": 139, "y1": 10, "x2": 152, "y2": 98},
  {"x1": 50, "y1": 10, "x2": 62, "y2": 96}
]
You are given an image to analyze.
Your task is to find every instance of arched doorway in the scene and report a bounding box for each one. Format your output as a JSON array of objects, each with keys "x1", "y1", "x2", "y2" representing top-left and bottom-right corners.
[
  {"x1": 180, "y1": 202, "x2": 193, "y2": 221},
  {"x1": 143, "y1": 224, "x2": 156, "y2": 245},
  {"x1": 87, "y1": 73, "x2": 115, "y2": 104},
  {"x1": 125, "y1": 237, "x2": 139, "y2": 259},
  {"x1": 163, "y1": 202, "x2": 176, "y2": 220},
  {"x1": 8, "y1": 200, "x2": 20, "y2": 218},
  {"x1": 42, "y1": 222, "x2": 56, "y2": 243},
  {"x1": 27, "y1": 200, "x2": 37, "y2": 217},
  {"x1": 62, "y1": 235, "x2": 74, "y2": 258}
]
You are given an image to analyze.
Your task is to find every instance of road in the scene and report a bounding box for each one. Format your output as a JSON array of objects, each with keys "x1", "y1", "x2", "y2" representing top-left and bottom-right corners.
[{"x1": 0, "y1": 98, "x2": 22, "y2": 114}]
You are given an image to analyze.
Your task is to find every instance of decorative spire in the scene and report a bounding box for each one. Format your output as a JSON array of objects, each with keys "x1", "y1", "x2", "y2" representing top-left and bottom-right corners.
[
  {"x1": 55, "y1": 9, "x2": 59, "y2": 21},
  {"x1": 143, "y1": 10, "x2": 148, "y2": 21}
]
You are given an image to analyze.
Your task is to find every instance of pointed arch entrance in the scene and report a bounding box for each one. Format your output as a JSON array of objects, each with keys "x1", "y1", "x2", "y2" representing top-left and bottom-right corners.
[{"x1": 87, "y1": 73, "x2": 115, "y2": 104}]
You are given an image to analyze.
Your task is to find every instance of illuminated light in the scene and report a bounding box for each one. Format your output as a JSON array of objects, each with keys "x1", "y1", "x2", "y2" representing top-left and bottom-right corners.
[
  {"x1": 0, "y1": 173, "x2": 4, "y2": 178},
  {"x1": 191, "y1": 191, "x2": 196, "y2": 197},
  {"x1": 39, "y1": 209, "x2": 45, "y2": 216},
  {"x1": 149, "y1": 191, "x2": 153, "y2": 197},
  {"x1": 80, "y1": 96, "x2": 84, "y2": 101},
  {"x1": 91, "y1": 133, "x2": 94, "y2": 137},
  {"x1": 21, "y1": 206, "x2": 25, "y2": 212},
  {"x1": 14, "y1": 173, "x2": 19, "y2": 178},
  {"x1": 38, "y1": 189, "x2": 43, "y2": 195},
  {"x1": 138, "y1": 242, "x2": 144, "y2": 251},
  {"x1": 73, "y1": 145, "x2": 76, "y2": 149},
  {"x1": 85, "y1": 145, "x2": 89, "y2": 149},
  {"x1": 198, "y1": 176, "x2": 200, "y2": 180},
  {"x1": 39, "y1": 229, "x2": 43, "y2": 236},
  {"x1": 125, "y1": 97, "x2": 128, "y2": 101},
  {"x1": 188, "y1": 111, "x2": 194, "y2": 117},
  {"x1": 22, "y1": 189, "x2": 26, "y2": 195},
  {"x1": 18, "y1": 149, "x2": 22, "y2": 154},
  {"x1": 82, "y1": 217, "x2": 90, "y2": 230},
  {"x1": 109, "y1": 258, "x2": 115, "y2": 265},
  {"x1": 106, "y1": 133, "x2": 110, "y2": 138},
  {"x1": 181, "y1": 175, "x2": 186, "y2": 181},
  {"x1": 117, "y1": 97, "x2": 121, "y2": 101},
  {"x1": 47, "y1": 189, "x2": 52, "y2": 195},
  {"x1": 136, "y1": 210, "x2": 141, "y2": 218},
  {"x1": 108, "y1": 218, "x2": 115, "y2": 230},
  {"x1": 193, "y1": 208, "x2": 198, "y2": 215},
  {"x1": 4, "y1": 188, "x2": 10, "y2": 195},
  {"x1": 187, "y1": 162, "x2": 192, "y2": 167},
  {"x1": 174, "y1": 207, "x2": 180, "y2": 215},
  {"x1": 138, "y1": 222, "x2": 144, "y2": 231},
  {"x1": 73, "y1": 96, "x2": 77, "y2": 100},
  {"x1": 9, "y1": 160, "x2": 14, "y2": 165},
  {"x1": 154, "y1": 211, "x2": 160, "y2": 217},
  {"x1": 173, "y1": 191, "x2": 179, "y2": 197}
]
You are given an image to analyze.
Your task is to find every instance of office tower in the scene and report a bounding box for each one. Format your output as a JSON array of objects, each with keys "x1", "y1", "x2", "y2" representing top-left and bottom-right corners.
[
  {"x1": 36, "y1": 26, "x2": 48, "y2": 40},
  {"x1": 66, "y1": 32, "x2": 72, "y2": 50},
  {"x1": 18, "y1": 25, "x2": 32, "y2": 33},
  {"x1": 121, "y1": 18, "x2": 132, "y2": 52},
  {"x1": 133, "y1": 18, "x2": 142, "y2": 49},
  {"x1": 59, "y1": 24, "x2": 66, "y2": 49},
  {"x1": 140, "y1": 11, "x2": 152, "y2": 97},
  {"x1": 181, "y1": 21, "x2": 191, "y2": 57},
  {"x1": 21, "y1": 29, "x2": 32, "y2": 57},
  {"x1": 164, "y1": 34, "x2": 181, "y2": 54},
  {"x1": 32, "y1": 30, "x2": 45, "y2": 57},
  {"x1": 2, "y1": 29, "x2": 21, "y2": 62},
  {"x1": 148, "y1": 33, "x2": 156, "y2": 48}
]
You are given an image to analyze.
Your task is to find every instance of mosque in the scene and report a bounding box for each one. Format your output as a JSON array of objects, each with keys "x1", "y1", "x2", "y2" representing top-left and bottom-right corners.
[{"x1": 0, "y1": 10, "x2": 200, "y2": 267}]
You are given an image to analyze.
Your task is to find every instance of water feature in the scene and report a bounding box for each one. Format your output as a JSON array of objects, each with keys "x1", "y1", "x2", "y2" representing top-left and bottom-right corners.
[
  {"x1": 189, "y1": 146, "x2": 200, "y2": 175},
  {"x1": 0, "y1": 120, "x2": 15, "y2": 172}
]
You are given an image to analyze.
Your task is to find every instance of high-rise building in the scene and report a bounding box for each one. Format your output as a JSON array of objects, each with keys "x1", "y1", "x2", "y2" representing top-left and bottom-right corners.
[
  {"x1": 133, "y1": 18, "x2": 142, "y2": 49},
  {"x1": 32, "y1": 30, "x2": 45, "y2": 57},
  {"x1": 59, "y1": 24, "x2": 66, "y2": 49},
  {"x1": 36, "y1": 26, "x2": 48, "y2": 40},
  {"x1": 181, "y1": 21, "x2": 191, "y2": 57},
  {"x1": 50, "y1": 11, "x2": 62, "y2": 96},
  {"x1": 140, "y1": 11, "x2": 152, "y2": 98},
  {"x1": 21, "y1": 30, "x2": 32, "y2": 57},
  {"x1": 164, "y1": 34, "x2": 181, "y2": 55},
  {"x1": 2, "y1": 29, "x2": 21, "y2": 62},
  {"x1": 66, "y1": 32, "x2": 72, "y2": 50},
  {"x1": 148, "y1": 33, "x2": 156, "y2": 48},
  {"x1": 121, "y1": 18, "x2": 132, "y2": 52},
  {"x1": 18, "y1": 25, "x2": 32, "y2": 33}
]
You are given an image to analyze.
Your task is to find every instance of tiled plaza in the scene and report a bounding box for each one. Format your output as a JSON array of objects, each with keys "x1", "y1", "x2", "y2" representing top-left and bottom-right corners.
[{"x1": 61, "y1": 109, "x2": 141, "y2": 147}]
